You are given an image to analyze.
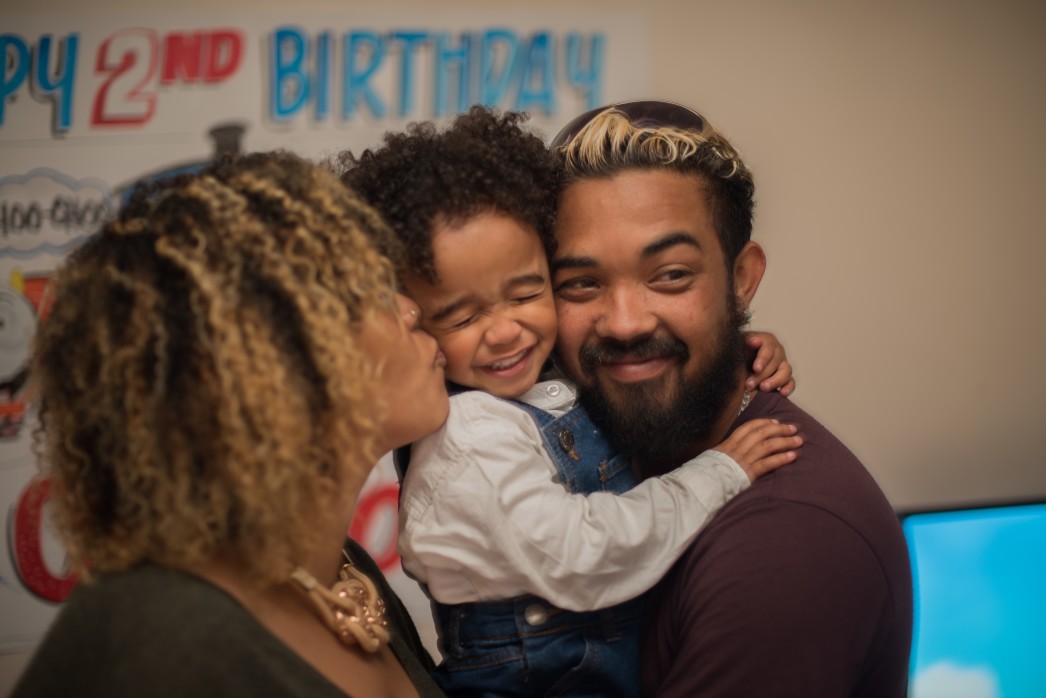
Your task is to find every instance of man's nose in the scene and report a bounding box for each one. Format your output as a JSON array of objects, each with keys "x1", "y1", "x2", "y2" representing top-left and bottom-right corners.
[{"x1": 595, "y1": 287, "x2": 658, "y2": 341}]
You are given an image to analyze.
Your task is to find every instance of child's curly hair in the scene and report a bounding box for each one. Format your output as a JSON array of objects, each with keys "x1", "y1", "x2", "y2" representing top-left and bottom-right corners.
[
  {"x1": 32, "y1": 151, "x2": 402, "y2": 586},
  {"x1": 338, "y1": 106, "x2": 557, "y2": 284}
]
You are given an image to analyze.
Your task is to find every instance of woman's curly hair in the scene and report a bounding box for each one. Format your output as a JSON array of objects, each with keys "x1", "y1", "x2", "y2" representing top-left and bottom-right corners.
[
  {"x1": 32, "y1": 151, "x2": 402, "y2": 586},
  {"x1": 338, "y1": 106, "x2": 557, "y2": 284}
]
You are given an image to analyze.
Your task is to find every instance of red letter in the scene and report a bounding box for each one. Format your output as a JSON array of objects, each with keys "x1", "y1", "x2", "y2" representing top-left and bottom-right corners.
[
  {"x1": 203, "y1": 30, "x2": 243, "y2": 82},
  {"x1": 91, "y1": 28, "x2": 158, "y2": 127},
  {"x1": 12, "y1": 476, "x2": 78, "y2": 603},
  {"x1": 348, "y1": 483, "x2": 401, "y2": 572},
  {"x1": 160, "y1": 31, "x2": 204, "y2": 84}
]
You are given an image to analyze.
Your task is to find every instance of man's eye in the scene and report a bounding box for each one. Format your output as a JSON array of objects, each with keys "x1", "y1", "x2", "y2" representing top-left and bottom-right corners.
[
  {"x1": 513, "y1": 292, "x2": 543, "y2": 304},
  {"x1": 653, "y1": 269, "x2": 694, "y2": 285},
  {"x1": 554, "y1": 277, "x2": 599, "y2": 297},
  {"x1": 555, "y1": 277, "x2": 595, "y2": 290}
]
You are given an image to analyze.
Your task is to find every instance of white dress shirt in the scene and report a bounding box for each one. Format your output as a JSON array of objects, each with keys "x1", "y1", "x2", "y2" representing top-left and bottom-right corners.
[{"x1": 397, "y1": 378, "x2": 749, "y2": 612}]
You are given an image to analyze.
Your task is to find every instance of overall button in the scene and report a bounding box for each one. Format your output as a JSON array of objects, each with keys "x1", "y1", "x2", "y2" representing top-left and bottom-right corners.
[
  {"x1": 524, "y1": 604, "x2": 549, "y2": 626},
  {"x1": 557, "y1": 428, "x2": 580, "y2": 461},
  {"x1": 557, "y1": 429, "x2": 575, "y2": 453}
]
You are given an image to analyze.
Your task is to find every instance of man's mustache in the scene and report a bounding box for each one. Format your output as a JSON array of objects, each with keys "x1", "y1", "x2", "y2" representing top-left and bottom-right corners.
[{"x1": 579, "y1": 335, "x2": 689, "y2": 370}]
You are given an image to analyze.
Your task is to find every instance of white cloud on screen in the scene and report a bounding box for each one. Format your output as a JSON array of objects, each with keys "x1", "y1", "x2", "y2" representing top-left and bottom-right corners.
[{"x1": 912, "y1": 662, "x2": 1000, "y2": 698}]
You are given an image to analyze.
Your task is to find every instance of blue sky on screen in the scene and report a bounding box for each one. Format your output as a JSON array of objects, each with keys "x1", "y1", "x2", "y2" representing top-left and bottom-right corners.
[{"x1": 905, "y1": 503, "x2": 1046, "y2": 698}]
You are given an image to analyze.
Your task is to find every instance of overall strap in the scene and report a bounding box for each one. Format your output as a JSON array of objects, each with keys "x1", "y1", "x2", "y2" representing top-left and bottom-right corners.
[{"x1": 509, "y1": 399, "x2": 638, "y2": 495}]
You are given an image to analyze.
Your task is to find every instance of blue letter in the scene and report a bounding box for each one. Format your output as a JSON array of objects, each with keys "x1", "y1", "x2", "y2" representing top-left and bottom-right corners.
[
  {"x1": 270, "y1": 27, "x2": 310, "y2": 121},
  {"x1": 433, "y1": 32, "x2": 471, "y2": 117},
  {"x1": 0, "y1": 35, "x2": 30, "y2": 127},
  {"x1": 314, "y1": 31, "x2": 331, "y2": 121},
  {"x1": 31, "y1": 33, "x2": 78, "y2": 134},
  {"x1": 515, "y1": 32, "x2": 554, "y2": 115},
  {"x1": 479, "y1": 29, "x2": 519, "y2": 107},
  {"x1": 342, "y1": 31, "x2": 386, "y2": 119},
  {"x1": 565, "y1": 33, "x2": 604, "y2": 109},
  {"x1": 390, "y1": 31, "x2": 428, "y2": 117}
]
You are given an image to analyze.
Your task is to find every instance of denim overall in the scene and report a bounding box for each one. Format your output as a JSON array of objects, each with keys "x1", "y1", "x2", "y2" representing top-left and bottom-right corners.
[{"x1": 429, "y1": 399, "x2": 645, "y2": 698}]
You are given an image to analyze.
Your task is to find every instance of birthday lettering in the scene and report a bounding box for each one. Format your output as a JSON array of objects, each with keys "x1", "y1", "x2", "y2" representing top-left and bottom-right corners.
[{"x1": 268, "y1": 27, "x2": 605, "y2": 122}]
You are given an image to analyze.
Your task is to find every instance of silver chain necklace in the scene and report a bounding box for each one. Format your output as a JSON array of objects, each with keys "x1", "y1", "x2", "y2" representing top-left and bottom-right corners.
[{"x1": 736, "y1": 389, "x2": 753, "y2": 417}]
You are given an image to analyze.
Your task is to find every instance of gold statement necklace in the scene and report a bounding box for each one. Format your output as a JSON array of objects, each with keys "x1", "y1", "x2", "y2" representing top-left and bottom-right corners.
[{"x1": 290, "y1": 553, "x2": 390, "y2": 653}]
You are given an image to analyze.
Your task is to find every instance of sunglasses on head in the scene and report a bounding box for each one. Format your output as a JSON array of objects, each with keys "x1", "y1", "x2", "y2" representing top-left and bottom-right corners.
[{"x1": 550, "y1": 100, "x2": 708, "y2": 149}]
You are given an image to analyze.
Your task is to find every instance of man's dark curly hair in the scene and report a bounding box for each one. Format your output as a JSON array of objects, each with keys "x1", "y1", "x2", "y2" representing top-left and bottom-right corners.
[{"x1": 338, "y1": 106, "x2": 557, "y2": 285}]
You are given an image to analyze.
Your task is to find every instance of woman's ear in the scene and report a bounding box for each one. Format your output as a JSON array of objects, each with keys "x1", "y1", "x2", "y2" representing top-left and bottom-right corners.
[{"x1": 732, "y1": 241, "x2": 766, "y2": 310}]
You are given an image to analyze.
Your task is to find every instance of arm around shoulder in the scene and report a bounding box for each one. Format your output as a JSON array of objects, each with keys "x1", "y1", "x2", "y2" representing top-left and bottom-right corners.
[{"x1": 401, "y1": 394, "x2": 757, "y2": 611}]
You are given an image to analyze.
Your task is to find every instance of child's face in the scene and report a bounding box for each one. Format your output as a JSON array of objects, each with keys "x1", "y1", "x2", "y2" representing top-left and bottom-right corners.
[{"x1": 403, "y1": 211, "x2": 558, "y2": 399}]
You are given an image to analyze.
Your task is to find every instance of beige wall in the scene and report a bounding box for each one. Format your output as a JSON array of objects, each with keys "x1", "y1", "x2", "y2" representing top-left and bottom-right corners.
[
  {"x1": 3, "y1": 0, "x2": 1045, "y2": 691},
  {"x1": 635, "y1": 0, "x2": 1046, "y2": 511}
]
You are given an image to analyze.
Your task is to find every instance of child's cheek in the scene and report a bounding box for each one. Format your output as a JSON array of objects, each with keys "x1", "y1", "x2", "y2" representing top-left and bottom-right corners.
[{"x1": 439, "y1": 335, "x2": 477, "y2": 387}]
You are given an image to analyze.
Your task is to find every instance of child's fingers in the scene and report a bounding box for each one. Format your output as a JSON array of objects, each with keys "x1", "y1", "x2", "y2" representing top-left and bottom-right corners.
[
  {"x1": 715, "y1": 420, "x2": 802, "y2": 481},
  {"x1": 720, "y1": 420, "x2": 798, "y2": 455},
  {"x1": 755, "y1": 357, "x2": 794, "y2": 393},
  {"x1": 732, "y1": 430, "x2": 802, "y2": 482},
  {"x1": 770, "y1": 376, "x2": 797, "y2": 397},
  {"x1": 748, "y1": 335, "x2": 779, "y2": 377},
  {"x1": 747, "y1": 449, "x2": 799, "y2": 478},
  {"x1": 745, "y1": 333, "x2": 765, "y2": 349},
  {"x1": 747, "y1": 345, "x2": 785, "y2": 390},
  {"x1": 732, "y1": 430, "x2": 802, "y2": 463},
  {"x1": 747, "y1": 433, "x2": 803, "y2": 460},
  {"x1": 719, "y1": 418, "x2": 780, "y2": 447}
]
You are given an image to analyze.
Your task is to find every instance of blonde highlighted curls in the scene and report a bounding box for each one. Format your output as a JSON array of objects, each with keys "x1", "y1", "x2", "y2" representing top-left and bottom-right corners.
[
  {"x1": 555, "y1": 107, "x2": 756, "y2": 265},
  {"x1": 32, "y1": 151, "x2": 403, "y2": 587}
]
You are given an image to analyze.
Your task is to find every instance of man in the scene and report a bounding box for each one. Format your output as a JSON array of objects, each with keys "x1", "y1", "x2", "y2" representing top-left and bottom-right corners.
[{"x1": 549, "y1": 101, "x2": 913, "y2": 697}]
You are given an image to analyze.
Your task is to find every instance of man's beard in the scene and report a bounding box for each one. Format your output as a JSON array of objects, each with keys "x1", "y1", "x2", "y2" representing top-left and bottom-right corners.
[{"x1": 572, "y1": 292, "x2": 748, "y2": 465}]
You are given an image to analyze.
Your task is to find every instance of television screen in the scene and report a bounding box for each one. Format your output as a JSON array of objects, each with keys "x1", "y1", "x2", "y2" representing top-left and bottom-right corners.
[{"x1": 901, "y1": 501, "x2": 1046, "y2": 698}]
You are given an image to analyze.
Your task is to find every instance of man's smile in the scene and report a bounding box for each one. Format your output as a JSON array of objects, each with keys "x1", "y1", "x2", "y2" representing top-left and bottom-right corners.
[{"x1": 598, "y1": 355, "x2": 675, "y2": 383}]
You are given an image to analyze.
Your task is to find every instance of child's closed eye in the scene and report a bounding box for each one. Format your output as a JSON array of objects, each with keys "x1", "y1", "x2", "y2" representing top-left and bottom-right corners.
[{"x1": 447, "y1": 314, "x2": 477, "y2": 331}]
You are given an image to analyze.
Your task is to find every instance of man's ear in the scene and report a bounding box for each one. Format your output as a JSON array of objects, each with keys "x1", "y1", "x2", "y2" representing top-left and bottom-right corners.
[{"x1": 732, "y1": 241, "x2": 766, "y2": 310}]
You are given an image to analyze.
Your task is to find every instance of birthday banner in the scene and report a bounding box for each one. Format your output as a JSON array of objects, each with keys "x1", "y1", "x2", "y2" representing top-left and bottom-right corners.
[{"x1": 0, "y1": 11, "x2": 648, "y2": 653}]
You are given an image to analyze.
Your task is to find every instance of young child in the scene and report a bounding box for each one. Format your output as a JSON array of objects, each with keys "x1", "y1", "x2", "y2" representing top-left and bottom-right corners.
[{"x1": 340, "y1": 107, "x2": 800, "y2": 697}]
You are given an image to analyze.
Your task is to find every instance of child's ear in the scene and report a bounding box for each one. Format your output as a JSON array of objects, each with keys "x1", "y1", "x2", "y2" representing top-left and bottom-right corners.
[{"x1": 732, "y1": 241, "x2": 766, "y2": 310}]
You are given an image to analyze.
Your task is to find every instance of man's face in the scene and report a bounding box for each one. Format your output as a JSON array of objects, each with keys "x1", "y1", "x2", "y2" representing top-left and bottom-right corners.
[{"x1": 552, "y1": 169, "x2": 747, "y2": 462}]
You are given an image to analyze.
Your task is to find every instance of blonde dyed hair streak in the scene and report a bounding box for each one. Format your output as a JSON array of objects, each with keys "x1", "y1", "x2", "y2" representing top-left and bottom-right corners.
[
  {"x1": 32, "y1": 151, "x2": 403, "y2": 586},
  {"x1": 556, "y1": 108, "x2": 749, "y2": 186}
]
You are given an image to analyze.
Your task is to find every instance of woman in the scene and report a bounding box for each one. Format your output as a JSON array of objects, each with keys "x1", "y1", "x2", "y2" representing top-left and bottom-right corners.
[{"x1": 13, "y1": 152, "x2": 450, "y2": 697}]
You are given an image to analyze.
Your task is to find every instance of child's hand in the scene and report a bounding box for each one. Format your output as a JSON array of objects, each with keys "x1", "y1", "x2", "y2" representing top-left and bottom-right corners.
[
  {"x1": 745, "y1": 331, "x2": 795, "y2": 396},
  {"x1": 714, "y1": 418, "x2": 802, "y2": 482}
]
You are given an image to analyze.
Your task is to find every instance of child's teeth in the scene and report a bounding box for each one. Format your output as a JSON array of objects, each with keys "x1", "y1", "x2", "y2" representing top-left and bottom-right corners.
[{"x1": 490, "y1": 350, "x2": 526, "y2": 370}]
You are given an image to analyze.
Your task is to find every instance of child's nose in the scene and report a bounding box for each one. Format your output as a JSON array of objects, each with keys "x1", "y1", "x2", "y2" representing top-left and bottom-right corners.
[{"x1": 484, "y1": 313, "x2": 523, "y2": 346}]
